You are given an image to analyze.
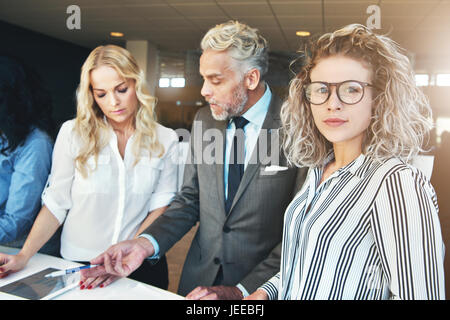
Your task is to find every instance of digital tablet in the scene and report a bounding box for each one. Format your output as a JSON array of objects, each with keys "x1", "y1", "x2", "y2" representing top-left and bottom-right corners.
[{"x1": 0, "y1": 268, "x2": 79, "y2": 300}]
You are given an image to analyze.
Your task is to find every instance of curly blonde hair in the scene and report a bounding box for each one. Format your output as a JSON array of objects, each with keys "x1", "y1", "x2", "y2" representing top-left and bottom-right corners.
[
  {"x1": 281, "y1": 24, "x2": 433, "y2": 167},
  {"x1": 74, "y1": 44, "x2": 163, "y2": 177}
]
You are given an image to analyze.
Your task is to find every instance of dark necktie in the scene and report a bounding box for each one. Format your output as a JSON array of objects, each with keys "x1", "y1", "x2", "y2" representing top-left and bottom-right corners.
[{"x1": 225, "y1": 116, "x2": 249, "y2": 213}]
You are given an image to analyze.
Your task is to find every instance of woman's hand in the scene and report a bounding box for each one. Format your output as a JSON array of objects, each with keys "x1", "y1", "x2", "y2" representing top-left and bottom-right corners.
[
  {"x1": 79, "y1": 272, "x2": 120, "y2": 290},
  {"x1": 0, "y1": 252, "x2": 30, "y2": 278},
  {"x1": 0, "y1": 205, "x2": 61, "y2": 279}
]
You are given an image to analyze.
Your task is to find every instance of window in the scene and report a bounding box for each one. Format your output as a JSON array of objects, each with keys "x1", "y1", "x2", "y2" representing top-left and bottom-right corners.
[
  {"x1": 159, "y1": 78, "x2": 170, "y2": 88},
  {"x1": 158, "y1": 77, "x2": 186, "y2": 88},
  {"x1": 415, "y1": 74, "x2": 429, "y2": 87},
  {"x1": 158, "y1": 52, "x2": 186, "y2": 88},
  {"x1": 436, "y1": 74, "x2": 450, "y2": 86},
  {"x1": 171, "y1": 78, "x2": 185, "y2": 88}
]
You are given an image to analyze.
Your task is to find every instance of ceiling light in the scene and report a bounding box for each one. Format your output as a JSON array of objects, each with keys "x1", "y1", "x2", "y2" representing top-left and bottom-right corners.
[
  {"x1": 110, "y1": 32, "x2": 124, "y2": 37},
  {"x1": 296, "y1": 31, "x2": 310, "y2": 37}
]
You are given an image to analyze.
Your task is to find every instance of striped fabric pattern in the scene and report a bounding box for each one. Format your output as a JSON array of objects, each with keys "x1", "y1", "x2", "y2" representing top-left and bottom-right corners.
[{"x1": 260, "y1": 154, "x2": 445, "y2": 300}]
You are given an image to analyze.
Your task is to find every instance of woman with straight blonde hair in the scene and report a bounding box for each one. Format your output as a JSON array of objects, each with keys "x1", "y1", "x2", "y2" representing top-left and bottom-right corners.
[
  {"x1": 246, "y1": 24, "x2": 445, "y2": 300},
  {"x1": 0, "y1": 45, "x2": 178, "y2": 290}
]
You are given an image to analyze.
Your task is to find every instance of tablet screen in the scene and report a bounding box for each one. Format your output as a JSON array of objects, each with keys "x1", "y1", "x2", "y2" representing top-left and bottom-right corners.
[{"x1": 0, "y1": 268, "x2": 79, "y2": 300}]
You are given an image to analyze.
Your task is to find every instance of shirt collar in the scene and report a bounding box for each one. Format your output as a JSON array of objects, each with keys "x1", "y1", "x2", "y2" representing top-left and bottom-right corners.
[
  {"x1": 320, "y1": 151, "x2": 367, "y2": 179},
  {"x1": 228, "y1": 84, "x2": 272, "y2": 128}
]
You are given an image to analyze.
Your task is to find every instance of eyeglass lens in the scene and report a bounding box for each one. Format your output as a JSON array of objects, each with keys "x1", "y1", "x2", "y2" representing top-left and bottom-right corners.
[{"x1": 305, "y1": 81, "x2": 365, "y2": 105}]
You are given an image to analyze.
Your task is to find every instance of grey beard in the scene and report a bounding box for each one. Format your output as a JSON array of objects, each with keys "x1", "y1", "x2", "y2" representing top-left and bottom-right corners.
[{"x1": 210, "y1": 90, "x2": 248, "y2": 121}]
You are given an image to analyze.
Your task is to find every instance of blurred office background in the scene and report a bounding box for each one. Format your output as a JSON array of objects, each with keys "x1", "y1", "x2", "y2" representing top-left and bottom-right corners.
[{"x1": 1, "y1": 0, "x2": 450, "y2": 296}]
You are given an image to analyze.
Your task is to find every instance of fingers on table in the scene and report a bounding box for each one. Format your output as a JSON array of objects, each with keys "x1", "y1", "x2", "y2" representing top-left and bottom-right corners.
[{"x1": 80, "y1": 275, "x2": 119, "y2": 290}]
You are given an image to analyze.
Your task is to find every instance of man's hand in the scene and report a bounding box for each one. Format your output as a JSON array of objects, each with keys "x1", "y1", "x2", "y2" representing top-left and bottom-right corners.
[
  {"x1": 244, "y1": 289, "x2": 269, "y2": 300},
  {"x1": 79, "y1": 237, "x2": 154, "y2": 289},
  {"x1": 186, "y1": 285, "x2": 244, "y2": 300}
]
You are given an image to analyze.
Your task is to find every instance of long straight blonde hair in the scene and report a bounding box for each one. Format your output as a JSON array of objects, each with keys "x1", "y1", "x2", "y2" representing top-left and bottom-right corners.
[{"x1": 74, "y1": 45, "x2": 163, "y2": 177}]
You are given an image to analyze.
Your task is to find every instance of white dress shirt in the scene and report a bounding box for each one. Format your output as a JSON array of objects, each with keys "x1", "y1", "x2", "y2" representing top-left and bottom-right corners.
[
  {"x1": 224, "y1": 85, "x2": 271, "y2": 199},
  {"x1": 42, "y1": 119, "x2": 178, "y2": 261},
  {"x1": 260, "y1": 153, "x2": 445, "y2": 300}
]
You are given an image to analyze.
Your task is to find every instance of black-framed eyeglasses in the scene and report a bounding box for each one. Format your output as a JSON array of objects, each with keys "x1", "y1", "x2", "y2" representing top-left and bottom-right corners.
[{"x1": 304, "y1": 80, "x2": 373, "y2": 105}]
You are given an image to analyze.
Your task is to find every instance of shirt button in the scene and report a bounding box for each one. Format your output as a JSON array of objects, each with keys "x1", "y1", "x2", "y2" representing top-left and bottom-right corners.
[
  {"x1": 223, "y1": 226, "x2": 231, "y2": 233},
  {"x1": 214, "y1": 257, "x2": 221, "y2": 265}
]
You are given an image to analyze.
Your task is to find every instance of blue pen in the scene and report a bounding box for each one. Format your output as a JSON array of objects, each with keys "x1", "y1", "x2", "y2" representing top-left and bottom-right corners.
[{"x1": 44, "y1": 264, "x2": 101, "y2": 278}]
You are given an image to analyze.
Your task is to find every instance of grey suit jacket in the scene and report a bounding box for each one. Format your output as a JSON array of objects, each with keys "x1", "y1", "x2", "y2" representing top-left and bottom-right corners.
[{"x1": 145, "y1": 94, "x2": 307, "y2": 296}]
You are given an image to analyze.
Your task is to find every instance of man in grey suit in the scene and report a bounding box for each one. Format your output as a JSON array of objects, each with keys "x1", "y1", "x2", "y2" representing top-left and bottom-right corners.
[{"x1": 80, "y1": 20, "x2": 307, "y2": 299}]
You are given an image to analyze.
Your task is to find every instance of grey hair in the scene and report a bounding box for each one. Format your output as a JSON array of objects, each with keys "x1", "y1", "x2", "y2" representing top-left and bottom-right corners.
[{"x1": 201, "y1": 20, "x2": 269, "y2": 78}]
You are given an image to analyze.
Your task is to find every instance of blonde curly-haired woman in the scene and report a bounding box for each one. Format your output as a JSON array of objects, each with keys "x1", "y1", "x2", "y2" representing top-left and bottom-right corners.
[
  {"x1": 0, "y1": 45, "x2": 178, "y2": 290},
  {"x1": 247, "y1": 24, "x2": 445, "y2": 300}
]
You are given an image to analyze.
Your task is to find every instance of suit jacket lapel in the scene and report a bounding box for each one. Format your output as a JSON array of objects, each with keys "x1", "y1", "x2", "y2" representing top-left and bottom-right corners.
[
  {"x1": 215, "y1": 119, "x2": 228, "y2": 215},
  {"x1": 227, "y1": 94, "x2": 282, "y2": 215}
]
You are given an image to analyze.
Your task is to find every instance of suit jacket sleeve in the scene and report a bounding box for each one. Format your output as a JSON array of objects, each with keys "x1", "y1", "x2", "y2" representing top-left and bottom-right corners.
[{"x1": 142, "y1": 112, "x2": 202, "y2": 256}]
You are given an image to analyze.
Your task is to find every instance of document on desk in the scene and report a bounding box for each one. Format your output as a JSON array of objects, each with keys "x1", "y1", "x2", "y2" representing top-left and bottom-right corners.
[{"x1": 0, "y1": 267, "x2": 79, "y2": 300}]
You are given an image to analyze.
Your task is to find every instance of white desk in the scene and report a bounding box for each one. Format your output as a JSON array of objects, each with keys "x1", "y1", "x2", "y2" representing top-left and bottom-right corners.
[{"x1": 0, "y1": 246, "x2": 183, "y2": 300}]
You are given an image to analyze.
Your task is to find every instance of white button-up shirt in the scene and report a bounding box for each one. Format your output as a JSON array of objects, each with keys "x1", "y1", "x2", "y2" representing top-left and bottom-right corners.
[
  {"x1": 42, "y1": 119, "x2": 178, "y2": 261},
  {"x1": 224, "y1": 85, "x2": 271, "y2": 199}
]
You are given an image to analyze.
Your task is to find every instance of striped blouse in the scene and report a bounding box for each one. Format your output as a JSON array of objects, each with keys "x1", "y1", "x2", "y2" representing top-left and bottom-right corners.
[{"x1": 260, "y1": 153, "x2": 445, "y2": 300}]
